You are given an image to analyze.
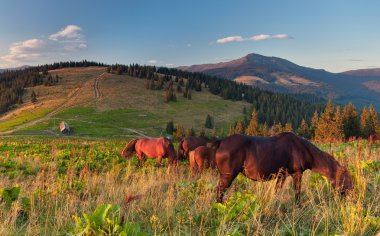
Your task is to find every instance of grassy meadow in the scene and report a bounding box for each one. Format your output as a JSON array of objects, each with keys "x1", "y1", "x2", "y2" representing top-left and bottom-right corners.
[{"x1": 0, "y1": 136, "x2": 379, "y2": 235}]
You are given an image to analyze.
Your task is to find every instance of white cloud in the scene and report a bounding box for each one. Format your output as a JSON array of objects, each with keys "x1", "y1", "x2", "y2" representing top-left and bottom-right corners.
[
  {"x1": 216, "y1": 34, "x2": 292, "y2": 44},
  {"x1": 250, "y1": 34, "x2": 271, "y2": 41},
  {"x1": 271, "y1": 34, "x2": 292, "y2": 39},
  {"x1": 1, "y1": 25, "x2": 87, "y2": 67},
  {"x1": 165, "y1": 63, "x2": 174, "y2": 67},
  {"x1": 217, "y1": 36, "x2": 244, "y2": 44},
  {"x1": 48, "y1": 25, "x2": 83, "y2": 41},
  {"x1": 1, "y1": 39, "x2": 44, "y2": 63},
  {"x1": 148, "y1": 60, "x2": 158, "y2": 64}
]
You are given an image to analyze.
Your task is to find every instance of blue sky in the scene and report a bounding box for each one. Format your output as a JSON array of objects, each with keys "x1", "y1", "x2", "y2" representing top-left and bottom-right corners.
[{"x1": 1, "y1": 0, "x2": 379, "y2": 72}]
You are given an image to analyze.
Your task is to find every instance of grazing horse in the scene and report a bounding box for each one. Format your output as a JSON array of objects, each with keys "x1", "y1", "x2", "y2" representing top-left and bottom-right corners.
[
  {"x1": 121, "y1": 137, "x2": 178, "y2": 166},
  {"x1": 189, "y1": 146, "x2": 216, "y2": 174},
  {"x1": 177, "y1": 136, "x2": 210, "y2": 160},
  {"x1": 213, "y1": 133, "x2": 353, "y2": 203}
]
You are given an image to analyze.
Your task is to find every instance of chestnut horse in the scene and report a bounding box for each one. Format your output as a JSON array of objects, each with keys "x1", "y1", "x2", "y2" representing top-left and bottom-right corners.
[
  {"x1": 189, "y1": 146, "x2": 216, "y2": 174},
  {"x1": 121, "y1": 137, "x2": 178, "y2": 166},
  {"x1": 213, "y1": 133, "x2": 353, "y2": 203},
  {"x1": 177, "y1": 136, "x2": 210, "y2": 160}
]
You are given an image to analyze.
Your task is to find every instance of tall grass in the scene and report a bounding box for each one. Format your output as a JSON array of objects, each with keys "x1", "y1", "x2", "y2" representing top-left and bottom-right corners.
[{"x1": 0, "y1": 138, "x2": 379, "y2": 235}]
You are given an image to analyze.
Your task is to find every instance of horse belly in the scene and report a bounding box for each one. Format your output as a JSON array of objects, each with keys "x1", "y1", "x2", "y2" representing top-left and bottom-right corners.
[{"x1": 243, "y1": 160, "x2": 286, "y2": 181}]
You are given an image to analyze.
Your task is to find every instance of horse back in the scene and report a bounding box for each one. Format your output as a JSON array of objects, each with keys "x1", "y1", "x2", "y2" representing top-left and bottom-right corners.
[{"x1": 137, "y1": 138, "x2": 167, "y2": 158}]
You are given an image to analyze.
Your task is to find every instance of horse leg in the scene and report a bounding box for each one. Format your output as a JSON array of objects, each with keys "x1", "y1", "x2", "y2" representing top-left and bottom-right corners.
[
  {"x1": 275, "y1": 169, "x2": 287, "y2": 191},
  {"x1": 292, "y1": 172, "x2": 303, "y2": 203},
  {"x1": 216, "y1": 172, "x2": 239, "y2": 203},
  {"x1": 156, "y1": 156, "x2": 163, "y2": 167},
  {"x1": 137, "y1": 152, "x2": 145, "y2": 167}
]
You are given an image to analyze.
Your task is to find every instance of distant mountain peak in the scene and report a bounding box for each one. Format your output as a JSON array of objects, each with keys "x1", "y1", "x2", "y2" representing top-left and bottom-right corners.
[{"x1": 178, "y1": 53, "x2": 380, "y2": 110}]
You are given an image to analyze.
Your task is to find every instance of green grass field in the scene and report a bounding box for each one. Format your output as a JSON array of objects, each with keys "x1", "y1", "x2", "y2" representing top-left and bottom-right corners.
[
  {"x1": 0, "y1": 108, "x2": 53, "y2": 132},
  {"x1": 0, "y1": 137, "x2": 379, "y2": 235}
]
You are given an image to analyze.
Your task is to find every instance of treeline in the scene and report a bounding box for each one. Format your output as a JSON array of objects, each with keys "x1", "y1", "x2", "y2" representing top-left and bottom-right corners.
[
  {"x1": 108, "y1": 64, "x2": 326, "y2": 128},
  {"x1": 0, "y1": 60, "x2": 106, "y2": 114},
  {"x1": 232, "y1": 100, "x2": 379, "y2": 142},
  {"x1": 37, "y1": 60, "x2": 107, "y2": 73},
  {"x1": 0, "y1": 68, "x2": 43, "y2": 113}
]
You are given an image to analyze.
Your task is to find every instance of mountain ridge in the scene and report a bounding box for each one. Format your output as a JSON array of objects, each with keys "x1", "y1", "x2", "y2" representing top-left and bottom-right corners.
[{"x1": 178, "y1": 53, "x2": 380, "y2": 110}]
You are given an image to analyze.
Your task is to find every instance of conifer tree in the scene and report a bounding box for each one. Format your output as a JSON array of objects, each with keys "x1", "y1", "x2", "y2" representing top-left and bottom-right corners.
[
  {"x1": 234, "y1": 120, "x2": 245, "y2": 134},
  {"x1": 205, "y1": 114, "x2": 214, "y2": 129},
  {"x1": 360, "y1": 106, "x2": 371, "y2": 137},
  {"x1": 297, "y1": 119, "x2": 310, "y2": 139},
  {"x1": 260, "y1": 122, "x2": 269, "y2": 136},
  {"x1": 245, "y1": 109, "x2": 259, "y2": 136},
  {"x1": 31, "y1": 90, "x2": 37, "y2": 103},
  {"x1": 342, "y1": 102, "x2": 360, "y2": 139},
  {"x1": 310, "y1": 111, "x2": 319, "y2": 138},
  {"x1": 284, "y1": 122, "x2": 293, "y2": 132},
  {"x1": 315, "y1": 100, "x2": 343, "y2": 142}
]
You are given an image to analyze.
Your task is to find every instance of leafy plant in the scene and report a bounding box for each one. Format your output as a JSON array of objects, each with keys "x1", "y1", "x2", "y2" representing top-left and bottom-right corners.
[
  {"x1": 0, "y1": 184, "x2": 21, "y2": 207},
  {"x1": 68, "y1": 204, "x2": 147, "y2": 236},
  {"x1": 213, "y1": 192, "x2": 260, "y2": 222}
]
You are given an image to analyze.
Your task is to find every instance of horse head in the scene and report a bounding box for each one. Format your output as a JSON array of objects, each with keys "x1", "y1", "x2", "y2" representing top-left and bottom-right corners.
[
  {"x1": 165, "y1": 138, "x2": 179, "y2": 166},
  {"x1": 121, "y1": 139, "x2": 138, "y2": 158},
  {"x1": 335, "y1": 166, "x2": 354, "y2": 196}
]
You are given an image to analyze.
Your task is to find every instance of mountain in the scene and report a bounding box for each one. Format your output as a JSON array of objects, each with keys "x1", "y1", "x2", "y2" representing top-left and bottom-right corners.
[
  {"x1": 178, "y1": 53, "x2": 380, "y2": 110},
  {"x1": 341, "y1": 68, "x2": 380, "y2": 77}
]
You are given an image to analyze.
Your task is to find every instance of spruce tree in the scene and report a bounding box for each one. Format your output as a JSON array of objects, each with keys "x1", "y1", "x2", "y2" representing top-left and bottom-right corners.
[
  {"x1": 260, "y1": 122, "x2": 269, "y2": 137},
  {"x1": 297, "y1": 119, "x2": 310, "y2": 139},
  {"x1": 284, "y1": 122, "x2": 293, "y2": 132},
  {"x1": 360, "y1": 106, "x2": 370, "y2": 137},
  {"x1": 31, "y1": 90, "x2": 37, "y2": 103},
  {"x1": 342, "y1": 102, "x2": 360, "y2": 139},
  {"x1": 234, "y1": 120, "x2": 245, "y2": 134},
  {"x1": 205, "y1": 114, "x2": 214, "y2": 129},
  {"x1": 245, "y1": 109, "x2": 259, "y2": 136}
]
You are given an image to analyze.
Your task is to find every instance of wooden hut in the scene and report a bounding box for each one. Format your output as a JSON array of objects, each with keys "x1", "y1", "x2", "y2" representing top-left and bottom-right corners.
[{"x1": 60, "y1": 121, "x2": 70, "y2": 134}]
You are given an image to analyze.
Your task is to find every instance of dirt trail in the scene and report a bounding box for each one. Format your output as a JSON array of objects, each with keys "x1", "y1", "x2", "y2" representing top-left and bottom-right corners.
[{"x1": 94, "y1": 72, "x2": 105, "y2": 99}]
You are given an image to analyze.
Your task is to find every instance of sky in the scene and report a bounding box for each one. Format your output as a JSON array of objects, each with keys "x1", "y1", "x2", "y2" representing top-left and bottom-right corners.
[{"x1": 1, "y1": 0, "x2": 379, "y2": 72}]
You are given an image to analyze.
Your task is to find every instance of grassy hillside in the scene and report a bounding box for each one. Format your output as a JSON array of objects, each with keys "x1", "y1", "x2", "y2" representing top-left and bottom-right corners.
[{"x1": 0, "y1": 67, "x2": 248, "y2": 137}]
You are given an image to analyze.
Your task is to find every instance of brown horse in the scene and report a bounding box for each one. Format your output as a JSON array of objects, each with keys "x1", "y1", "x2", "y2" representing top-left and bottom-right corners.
[
  {"x1": 213, "y1": 133, "x2": 353, "y2": 203},
  {"x1": 177, "y1": 136, "x2": 210, "y2": 160},
  {"x1": 189, "y1": 146, "x2": 216, "y2": 174},
  {"x1": 121, "y1": 137, "x2": 178, "y2": 166}
]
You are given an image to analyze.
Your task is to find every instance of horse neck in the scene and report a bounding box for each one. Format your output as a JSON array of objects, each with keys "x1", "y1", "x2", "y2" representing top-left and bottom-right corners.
[{"x1": 311, "y1": 151, "x2": 340, "y2": 186}]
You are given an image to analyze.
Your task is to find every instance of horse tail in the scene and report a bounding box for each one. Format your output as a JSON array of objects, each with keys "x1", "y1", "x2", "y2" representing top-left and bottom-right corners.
[
  {"x1": 121, "y1": 139, "x2": 138, "y2": 158},
  {"x1": 177, "y1": 138, "x2": 185, "y2": 160}
]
